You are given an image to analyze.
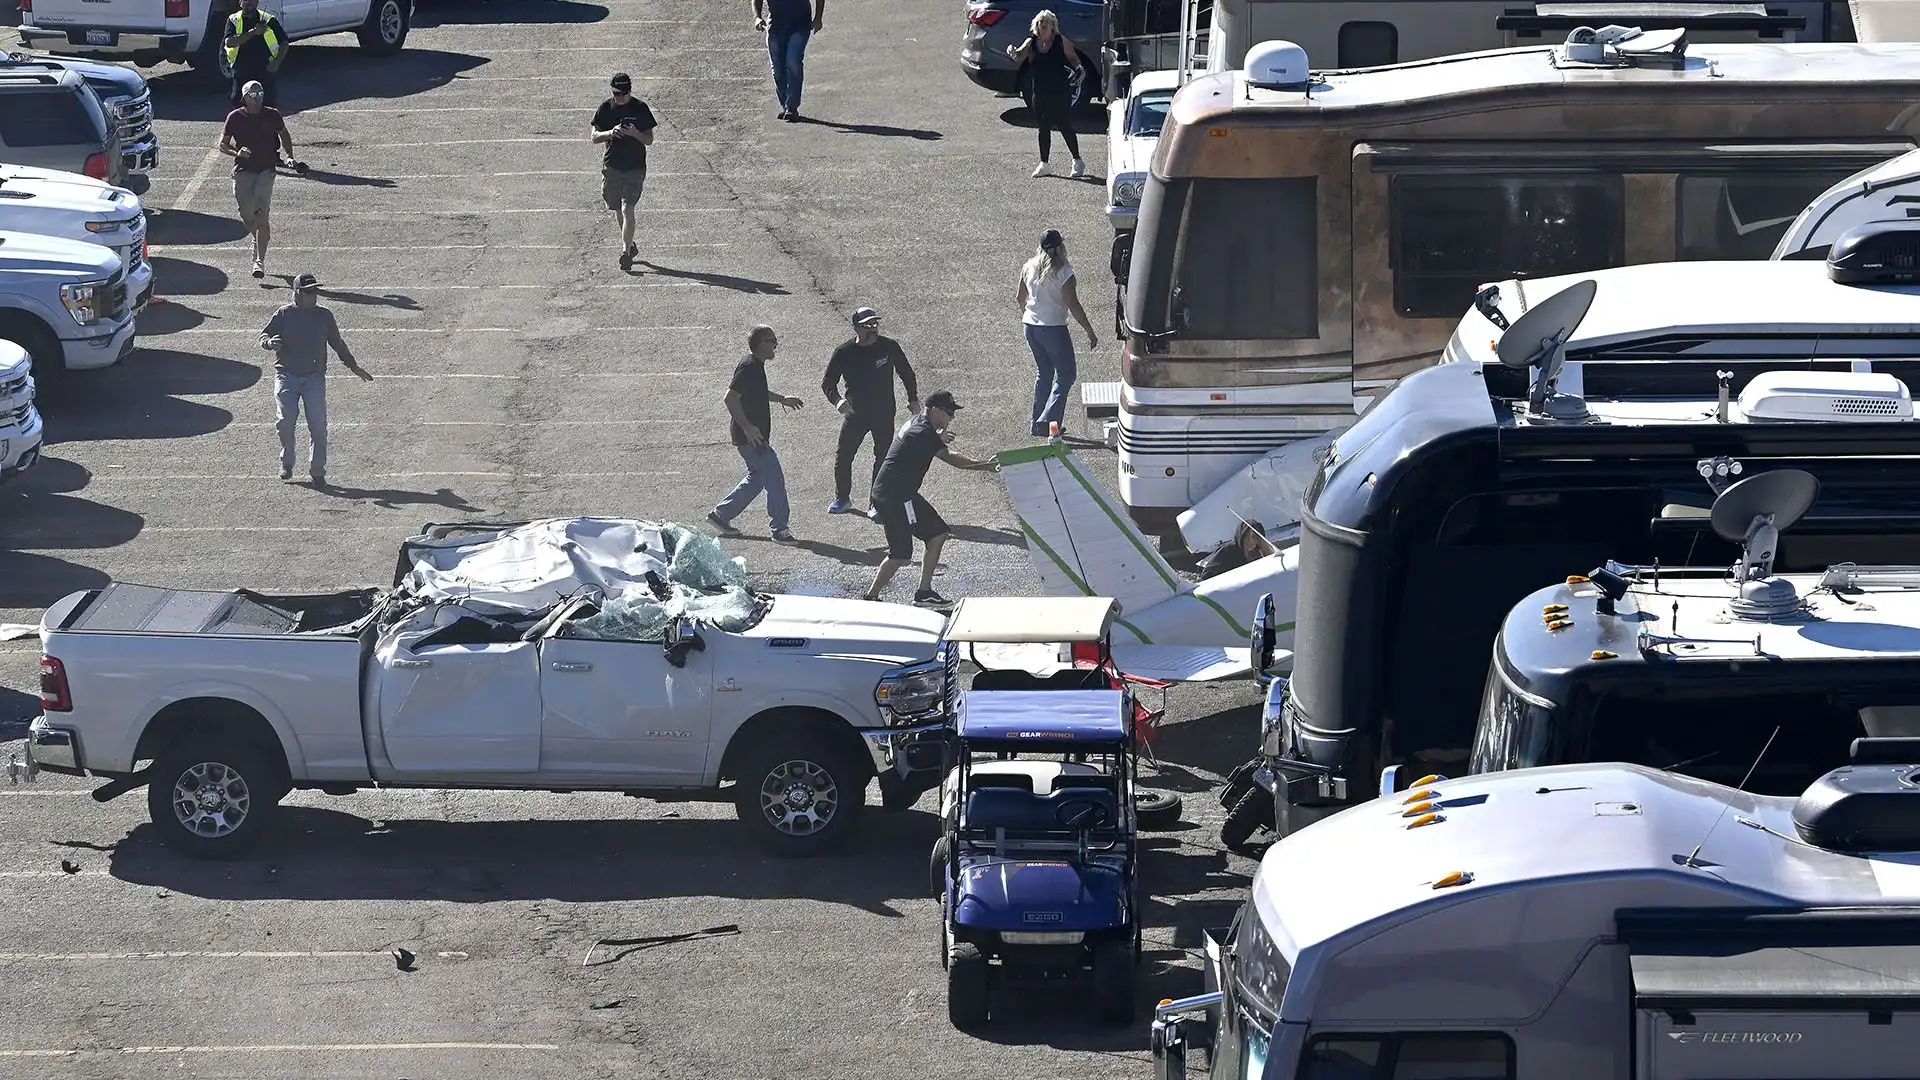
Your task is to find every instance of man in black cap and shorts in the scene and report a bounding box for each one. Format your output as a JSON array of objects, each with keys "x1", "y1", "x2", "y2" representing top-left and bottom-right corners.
[
  {"x1": 861, "y1": 390, "x2": 997, "y2": 606},
  {"x1": 589, "y1": 72, "x2": 657, "y2": 270}
]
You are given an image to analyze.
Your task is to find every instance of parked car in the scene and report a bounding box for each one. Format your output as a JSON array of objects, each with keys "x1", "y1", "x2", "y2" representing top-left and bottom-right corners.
[
  {"x1": 1104, "y1": 67, "x2": 1176, "y2": 231},
  {"x1": 22, "y1": 518, "x2": 958, "y2": 858},
  {"x1": 3, "y1": 52, "x2": 157, "y2": 195},
  {"x1": 19, "y1": 0, "x2": 413, "y2": 83},
  {"x1": 0, "y1": 339, "x2": 43, "y2": 486},
  {"x1": 0, "y1": 228, "x2": 136, "y2": 393},
  {"x1": 0, "y1": 61, "x2": 126, "y2": 189},
  {"x1": 0, "y1": 164, "x2": 153, "y2": 317},
  {"x1": 962, "y1": 0, "x2": 1103, "y2": 103}
]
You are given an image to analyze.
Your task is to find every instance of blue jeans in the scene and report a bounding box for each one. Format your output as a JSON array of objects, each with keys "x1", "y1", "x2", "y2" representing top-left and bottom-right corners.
[
  {"x1": 1024, "y1": 322, "x2": 1077, "y2": 434},
  {"x1": 715, "y1": 441, "x2": 790, "y2": 532},
  {"x1": 274, "y1": 373, "x2": 327, "y2": 477},
  {"x1": 767, "y1": 25, "x2": 810, "y2": 112}
]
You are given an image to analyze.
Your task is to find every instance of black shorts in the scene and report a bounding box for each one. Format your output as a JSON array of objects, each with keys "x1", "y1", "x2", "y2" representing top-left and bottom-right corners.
[{"x1": 873, "y1": 495, "x2": 946, "y2": 559}]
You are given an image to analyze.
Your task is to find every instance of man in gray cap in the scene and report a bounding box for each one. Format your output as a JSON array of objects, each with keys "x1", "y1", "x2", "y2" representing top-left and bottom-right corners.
[
  {"x1": 260, "y1": 273, "x2": 371, "y2": 485},
  {"x1": 820, "y1": 305, "x2": 918, "y2": 515}
]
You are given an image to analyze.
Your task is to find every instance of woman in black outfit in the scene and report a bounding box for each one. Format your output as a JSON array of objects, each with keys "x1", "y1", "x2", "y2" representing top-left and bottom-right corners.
[{"x1": 1006, "y1": 10, "x2": 1086, "y2": 179}]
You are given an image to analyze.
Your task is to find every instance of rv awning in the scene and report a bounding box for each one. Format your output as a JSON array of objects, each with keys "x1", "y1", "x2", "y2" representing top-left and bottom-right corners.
[
  {"x1": 1495, "y1": 1, "x2": 1805, "y2": 34},
  {"x1": 1624, "y1": 910, "x2": 1920, "y2": 1010}
]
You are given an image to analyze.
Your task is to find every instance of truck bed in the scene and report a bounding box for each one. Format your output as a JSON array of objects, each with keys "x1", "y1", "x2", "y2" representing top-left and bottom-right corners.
[{"x1": 59, "y1": 583, "x2": 381, "y2": 637}]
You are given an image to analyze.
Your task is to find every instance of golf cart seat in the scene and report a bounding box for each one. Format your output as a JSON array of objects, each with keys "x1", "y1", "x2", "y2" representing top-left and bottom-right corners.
[
  {"x1": 970, "y1": 667, "x2": 1111, "y2": 692},
  {"x1": 964, "y1": 785, "x2": 1120, "y2": 837}
]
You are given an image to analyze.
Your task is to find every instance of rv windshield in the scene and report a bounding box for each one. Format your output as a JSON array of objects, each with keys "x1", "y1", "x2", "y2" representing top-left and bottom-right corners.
[
  {"x1": 1127, "y1": 177, "x2": 1318, "y2": 341},
  {"x1": 1469, "y1": 650, "x2": 1557, "y2": 774},
  {"x1": 1227, "y1": 896, "x2": 1291, "y2": 1074}
]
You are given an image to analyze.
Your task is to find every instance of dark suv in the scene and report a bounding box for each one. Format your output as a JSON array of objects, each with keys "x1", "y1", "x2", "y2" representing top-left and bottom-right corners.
[{"x1": 0, "y1": 63, "x2": 126, "y2": 190}]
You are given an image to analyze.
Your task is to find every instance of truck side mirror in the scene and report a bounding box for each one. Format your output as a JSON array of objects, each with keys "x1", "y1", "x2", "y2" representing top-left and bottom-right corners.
[
  {"x1": 1249, "y1": 592, "x2": 1276, "y2": 682},
  {"x1": 664, "y1": 616, "x2": 705, "y2": 668}
]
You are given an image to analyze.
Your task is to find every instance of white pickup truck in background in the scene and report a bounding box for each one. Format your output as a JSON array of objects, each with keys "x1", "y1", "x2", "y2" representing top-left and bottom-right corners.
[
  {"x1": 19, "y1": 0, "x2": 412, "y2": 82},
  {"x1": 22, "y1": 518, "x2": 957, "y2": 858}
]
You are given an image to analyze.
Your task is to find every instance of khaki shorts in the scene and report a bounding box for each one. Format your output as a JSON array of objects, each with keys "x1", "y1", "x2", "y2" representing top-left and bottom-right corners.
[
  {"x1": 233, "y1": 167, "x2": 277, "y2": 221},
  {"x1": 601, "y1": 166, "x2": 646, "y2": 210}
]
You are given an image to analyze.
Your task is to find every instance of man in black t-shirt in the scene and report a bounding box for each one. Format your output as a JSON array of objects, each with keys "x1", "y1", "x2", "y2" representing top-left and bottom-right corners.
[
  {"x1": 861, "y1": 391, "x2": 998, "y2": 607},
  {"x1": 822, "y1": 306, "x2": 919, "y2": 515},
  {"x1": 711, "y1": 325, "x2": 805, "y2": 543},
  {"x1": 588, "y1": 72, "x2": 658, "y2": 270}
]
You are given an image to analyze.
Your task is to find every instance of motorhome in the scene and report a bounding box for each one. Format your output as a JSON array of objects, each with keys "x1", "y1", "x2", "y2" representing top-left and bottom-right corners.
[
  {"x1": 1258, "y1": 232, "x2": 1920, "y2": 839},
  {"x1": 1151, "y1": 751, "x2": 1920, "y2": 1080},
  {"x1": 1775, "y1": 146, "x2": 1920, "y2": 259},
  {"x1": 1111, "y1": 32, "x2": 1920, "y2": 535}
]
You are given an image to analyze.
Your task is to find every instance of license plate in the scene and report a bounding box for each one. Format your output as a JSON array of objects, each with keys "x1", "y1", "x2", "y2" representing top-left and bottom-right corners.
[{"x1": 82, "y1": 29, "x2": 116, "y2": 45}]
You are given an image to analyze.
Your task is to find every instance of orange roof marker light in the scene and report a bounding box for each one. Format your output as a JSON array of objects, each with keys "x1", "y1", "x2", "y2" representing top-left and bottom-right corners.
[
  {"x1": 1432, "y1": 871, "x2": 1474, "y2": 889},
  {"x1": 1405, "y1": 812, "x2": 1444, "y2": 829},
  {"x1": 1402, "y1": 802, "x2": 1436, "y2": 817},
  {"x1": 1402, "y1": 789, "x2": 1436, "y2": 804}
]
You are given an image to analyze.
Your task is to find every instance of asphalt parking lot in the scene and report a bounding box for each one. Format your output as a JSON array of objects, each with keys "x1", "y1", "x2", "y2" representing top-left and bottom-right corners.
[{"x1": 0, "y1": 0, "x2": 1263, "y2": 1074}]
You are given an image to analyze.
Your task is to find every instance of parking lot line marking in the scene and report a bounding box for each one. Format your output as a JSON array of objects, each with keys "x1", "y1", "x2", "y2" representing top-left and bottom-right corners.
[
  {"x1": 77, "y1": 468, "x2": 687, "y2": 477},
  {"x1": 448, "y1": 74, "x2": 761, "y2": 82},
  {"x1": 166, "y1": 325, "x2": 711, "y2": 334},
  {"x1": 269, "y1": 208, "x2": 736, "y2": 215},
  {"x1": 0, "y1": 1043, "x2": 559, "y2": 1057},
  {"x1": 0, "y1": 950, "x2": 472, "y2": 961},
  {"x1": 173, "y1": 146, "x2": 227, "y2": 213},
  {"x1": 152, "y1": 244, "x2": 573, "y2": 252},
  {"x1": 0, "y1": 870, "x2": 112, "y2": 878}
]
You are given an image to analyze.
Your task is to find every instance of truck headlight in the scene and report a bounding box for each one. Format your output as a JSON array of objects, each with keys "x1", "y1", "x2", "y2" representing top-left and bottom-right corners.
[
  {"x1": 60, "y1": 281, "x2": 102, "y2": 326},
  {"x1": 1112, "y1": 175, "x2": 1146, "y2": 208},
  {"x1": 876, "y1": 659, "x2": 946, "y2": 722}
]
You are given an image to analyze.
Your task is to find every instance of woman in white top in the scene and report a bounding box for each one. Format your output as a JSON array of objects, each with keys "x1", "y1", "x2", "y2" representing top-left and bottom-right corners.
[{"x1": 1015, "y1": 228, "x2": 1098, "y2": 436}]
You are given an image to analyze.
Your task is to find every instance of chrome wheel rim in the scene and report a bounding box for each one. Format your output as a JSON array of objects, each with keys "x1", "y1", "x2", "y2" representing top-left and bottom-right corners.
[
  {"x1": 380, "y1": 0, "x2": 403, "y2": 43},
  {"x1": 757, "y1": 759, "x2": 839, "y2": 836},
  {"x1": 171, "y1": 761, "x2": 251, "y2": 838}
]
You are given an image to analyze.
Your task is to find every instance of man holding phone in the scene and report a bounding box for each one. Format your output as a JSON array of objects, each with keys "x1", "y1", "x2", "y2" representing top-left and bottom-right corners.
[{"x1": 589, "y1": 72, "x2": 658, "y2": 270}]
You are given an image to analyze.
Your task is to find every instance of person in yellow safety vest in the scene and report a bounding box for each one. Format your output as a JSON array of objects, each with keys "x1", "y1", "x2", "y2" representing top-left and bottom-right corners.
[{"x1": 224, "y1": 0, "x2": 286, "y2": 110}]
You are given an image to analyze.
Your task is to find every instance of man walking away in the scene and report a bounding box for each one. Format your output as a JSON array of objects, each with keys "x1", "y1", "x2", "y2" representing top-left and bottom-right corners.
[
  {"x1": 862, "y1": 391, "x2": 997, "y2": 607},
  {"x1": 822, "y1": 306, "x2": 918, "y2": 515},
  {"x1": 711, "y1": 325, "x2": 805, "y2": 544},
  {"x1": 752, "y1": 0, "x2": 824, "y2": 121},
  {"x1": 590, "y1": 72, "x2": 658, "y2": 271},
  {"x1": 219, "y1": 80, "x2": 295, "y2": 280},
  {"x1": 261, "y1": 273, "x2": 371, "y2": 486},
  {"x1": 224, "y1": 0, "x2": 286, "y2": 109}
]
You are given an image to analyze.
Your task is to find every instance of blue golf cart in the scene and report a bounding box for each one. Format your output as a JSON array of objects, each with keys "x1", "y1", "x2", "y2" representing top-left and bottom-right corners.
[{"x1": 934, "y1": 679, "x2": 1142, "y2": 1029}]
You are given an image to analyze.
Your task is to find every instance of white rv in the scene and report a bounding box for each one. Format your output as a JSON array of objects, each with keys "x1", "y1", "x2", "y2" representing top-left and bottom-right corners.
[{"x1": 1154, "y1": 751, "x2": 1920, "y2": 1080}]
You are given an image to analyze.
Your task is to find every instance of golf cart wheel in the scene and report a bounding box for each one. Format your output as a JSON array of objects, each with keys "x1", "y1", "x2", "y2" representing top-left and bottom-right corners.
[
  {"x1": 928, "y1": 835, "x2": 951, "y2": 898},
  {"x1": 947, "y1": 942, "x2": 990, "y2": 1029},
  {"x1": 146, "y1": 737, "x2": 284, "y2": 860},
  {"x1": 1091, "y1": 940, "x2": 1136, "y2": 1026},
  {"x1": 1133, "y1": 788, "x2": 1183, "y2": 830},
  {"x1": 1221, "y1": 788, "x2": 1276, "y2": 851},
  {"x1": 731, "y1": 733, "x2": 866, "y2": 856}
]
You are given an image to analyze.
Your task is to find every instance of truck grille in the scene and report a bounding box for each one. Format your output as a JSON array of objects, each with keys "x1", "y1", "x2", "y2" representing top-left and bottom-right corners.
[
  {"x1": 101, "y1": 270, "x2": 127, "y2": 323},
  {"x1": 0, "y1": 372, "x2": 26, "y2": 400},
  {"x1": 110, "y1": 88, "x2": 153, "y2": 147},
  {"x1": 4, "y1": 402, "x2": 32, "y2": 428}
]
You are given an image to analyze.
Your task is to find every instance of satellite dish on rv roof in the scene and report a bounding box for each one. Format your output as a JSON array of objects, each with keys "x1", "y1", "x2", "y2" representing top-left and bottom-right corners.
[
  {"x1": 1709, "y1": 469, "x2": 1820, "y2": 614},
  {"x1": 1245, "y1": 40, "x2": 1309, "y2": 88},
  {"x1": 1495, "y1": 279, "x2": 1598, "y2": 372},
  {"x1": 1614, "y1": 27, "x2": 1687, "y2": 55}
]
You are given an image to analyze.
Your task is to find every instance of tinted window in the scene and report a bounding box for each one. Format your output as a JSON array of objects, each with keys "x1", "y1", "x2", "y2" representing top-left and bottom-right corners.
[
  {"x1": 1128, "y1": 90, "x2": 1174, "y2": 137},
  {"x1": 1173, "y1": 177, "x2": 1318, "y2": 339},
  {"x1": 1584, "y1": 687, "x2": 1862, "y2": 795},
  {"x1": 1300, "y1": 1034, "x2": 1514, "y2": 1080},
  {"x1": 1338, "y1": 21, "x2": 1398, "y2": 67},
  {"x1": 1676, "y1": 172, "x2": 1861, "y2": 261},
  {"x1": 1391, "y1": 175, "x2": 1624, "y2": 319},
  {"x1": 1302, "y1": 1038, "x2": 1383, "y2": 1080},
  {"x1": 0, "y1": 87, "x2": 103, "y2": 148}
]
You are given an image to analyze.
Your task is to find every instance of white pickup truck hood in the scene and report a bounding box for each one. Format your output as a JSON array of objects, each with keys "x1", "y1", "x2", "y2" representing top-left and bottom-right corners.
[{"x1": 742, "y1": 595, "x2": 945, "y2": 665}]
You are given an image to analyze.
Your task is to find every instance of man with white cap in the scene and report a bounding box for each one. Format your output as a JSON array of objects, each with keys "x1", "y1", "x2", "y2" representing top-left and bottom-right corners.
[
  {"x1": 820, "y1": 305, "x2": 918, "y2": 515},
  {"x1": 260, "y1": 273, "x2": 371, "y2": 486},
  {"x1": 218, "y1": 79, "x2": 295, "y2": 280}
]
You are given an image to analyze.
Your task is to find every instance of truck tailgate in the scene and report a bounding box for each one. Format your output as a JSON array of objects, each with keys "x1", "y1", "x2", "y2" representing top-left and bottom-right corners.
[{"x1": 26, "y1": 0, "x2": 169, "y2": 32}]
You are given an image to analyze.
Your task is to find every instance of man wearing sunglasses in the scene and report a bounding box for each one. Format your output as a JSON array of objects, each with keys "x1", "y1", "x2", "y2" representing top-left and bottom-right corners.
[{"x1": 589, "y1": 72, "x2": 658, "y2": 270}]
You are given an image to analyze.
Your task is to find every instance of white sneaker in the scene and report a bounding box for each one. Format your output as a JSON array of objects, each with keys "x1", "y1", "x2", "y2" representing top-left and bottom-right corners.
[
  {"x1": 1071, "y1": 157, "x2": 1087, "y2": 178},
  {"x1": 251, "y1": 258, "x2": 265, "y2": 279},
  {"x1": 1032, "y1": 161, "x2": 1050, "y2": 178}
]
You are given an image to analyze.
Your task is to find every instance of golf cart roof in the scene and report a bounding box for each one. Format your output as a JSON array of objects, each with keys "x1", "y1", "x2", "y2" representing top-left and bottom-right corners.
[
  {"x1": 955, "y1": 690, "x2": 1130, "y2": 744},
  {"x1": 943, "y1": 596, "x2": 1119, "y2": 644}
]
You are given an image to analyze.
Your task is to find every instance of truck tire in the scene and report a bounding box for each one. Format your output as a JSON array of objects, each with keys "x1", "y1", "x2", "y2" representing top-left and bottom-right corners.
[
  {"x1": 186, "y1": 10, "x2": 234, "y2": 87},
  {"x1": 1091, "y1": 940, "x2": 1136, "y2": 1026},
  {"x1": 0, "y1": 312, "x2": 65, "y2": 397},
  {"x1": 928, "y1": 835, "x2": 951, "y2": 898},
  {"x1": 1134, "y1": 788, "x2": 1182, "y2": 830},
  {"x1": 358, "y1": 0, "x2": 410, "y2": 54},
  {"x1": 731, "y1": 732, "x2": 865, "y2": 856},
  {"x1": 1221, "y1": 787, "x2": 1275, "y2": 851},
  {"x1": 947, "y1": 942, "x2": 990, "y2": 1029},
  {"x1": 146, "y1": 738, "x2": 284, "y2": 859}
]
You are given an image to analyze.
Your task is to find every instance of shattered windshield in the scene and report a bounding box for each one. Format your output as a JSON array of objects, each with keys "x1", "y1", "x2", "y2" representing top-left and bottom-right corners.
[{"x1": 570, "y1": 525, "x2": 762, "y2": 641}]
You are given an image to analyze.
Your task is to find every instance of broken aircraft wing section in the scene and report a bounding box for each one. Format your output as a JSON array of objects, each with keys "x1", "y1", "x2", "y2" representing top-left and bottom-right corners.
[{"x1": 995, "y1": 442, "x2": 1186, "y2": 619}]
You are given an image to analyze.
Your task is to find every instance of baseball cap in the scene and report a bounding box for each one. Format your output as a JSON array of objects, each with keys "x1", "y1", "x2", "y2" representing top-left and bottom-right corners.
[
  {"x1": 1039, "y1": 228, "x2": 1065, "y2": 251},
  {"x1": 925, "y1": 390, "x2": 963, "y2": 414},
  {"x1": 241, "y1": 80, "x2": 265, "y2": 98},
  {"x1": 293, "y1": 272, "x2": 321, "y2": 291},
  {"x1": 610, "y1": 72, "x2": 633, "y2": 92},
  {"x1": 851, "y1": 306, "x2": 880, "y2": 325}
]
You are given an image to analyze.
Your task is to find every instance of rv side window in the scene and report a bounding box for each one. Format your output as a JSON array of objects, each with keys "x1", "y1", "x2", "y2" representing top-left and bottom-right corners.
[
  {"x1": 1337, "y1": 22, "x2": 1398, "y2": 67},
  {"x1": 1390, "y1": 175, "x2": 1623, "y2": 319},
  {"x1": 1300, "y1": 1033, "x2": 1514, "y2": 1080},
  {"x1": 1583, "y1": 688, "x2": 1861, "y2": 796},
  {"x1": 1675, "y1": 172, "x2": 1863, "y2": 261},
  {"x1": 1173, "y1": 177, "x2": 1319, "y2": 340}
]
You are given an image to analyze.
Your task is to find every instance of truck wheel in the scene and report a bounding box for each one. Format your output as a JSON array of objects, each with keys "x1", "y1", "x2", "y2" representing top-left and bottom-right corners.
[
  {"x1": 0, "y1": 313, "x2": 65, "y2": 397},
  {"x1": 1221, "y1": 787, "x2": 1276, "y2": 851},
  {"x1": 1091, "y1": 940, "x2": 1136, "y2": 1026},
  {"x1": 358, "y1": 0, "x2": 410, "y2": 54},
  {"x1": 147, "y1": 739, "x2": 283, "y2": 859},
  {"x1": 186, "y1": 11, "x2": 233, "y2": 87},
  {"x1": 1134, "y1": 788, "x2": 1182, "y2": 830},
  {"x1": 928, "y1": 835, "x2": 951, "y2": 898},
  {"x1": 947, "y1": 942, "x2": 990, "y2": 1029},
  {"x1": 732, "y1": 734, "x2": 865, "y2": 856}
]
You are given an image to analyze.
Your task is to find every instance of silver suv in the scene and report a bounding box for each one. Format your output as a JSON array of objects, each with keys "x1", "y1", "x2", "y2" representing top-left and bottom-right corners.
[
  {"x1": 0, "y1": 62, "x2": 126, "y2": 190},
  {"x1": 2, "y1": 52, "x2": 155, "y2": 194}
]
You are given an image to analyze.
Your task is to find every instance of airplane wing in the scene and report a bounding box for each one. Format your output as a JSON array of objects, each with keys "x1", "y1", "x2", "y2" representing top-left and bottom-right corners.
[{"x1": 995, "y1": 442, "x2": 1187, "y2": 616}]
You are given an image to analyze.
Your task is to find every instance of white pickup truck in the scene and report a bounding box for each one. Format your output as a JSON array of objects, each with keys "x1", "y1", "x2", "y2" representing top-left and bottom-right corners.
[
  {"x1": 19, "y1": 0, "x2": 411, "y2": 81},
  {"x1": 21, "y1": 518, "x2": 956, "y2": 858}
]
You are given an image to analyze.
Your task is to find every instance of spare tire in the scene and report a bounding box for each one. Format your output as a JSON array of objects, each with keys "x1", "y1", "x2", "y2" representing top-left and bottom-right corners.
[{"x1": 1133, "y1": 788, "x2": 1182, "y2": 830}]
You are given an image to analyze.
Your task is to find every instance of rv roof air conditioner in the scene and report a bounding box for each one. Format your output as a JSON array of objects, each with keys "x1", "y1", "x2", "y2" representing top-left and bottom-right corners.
[
  {"x1": 1793, "y1": 764, "x2": 1920, "y2": 853},
  {"x1": 1828, "y1": 220, "x2": 1920, "y2": 285},
  {"x1": 1557, "y1": 24, "x2": 1688, "y2": 67},
  {"x1": 1244, "y1": 40, "x2": 1310, "y2": 89},
  {"x1": 1736, "y1": 370, "x2": 1915, "y2": 424}
]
